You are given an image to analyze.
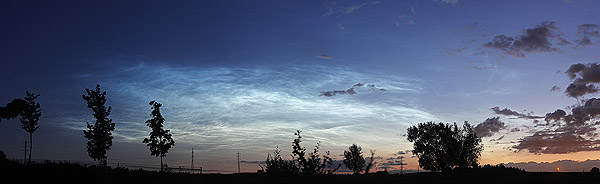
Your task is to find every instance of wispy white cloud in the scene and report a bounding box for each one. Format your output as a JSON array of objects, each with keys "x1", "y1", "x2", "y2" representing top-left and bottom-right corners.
[{"x1": 58, "y1": 63, "x2": 435, "y2": 171}]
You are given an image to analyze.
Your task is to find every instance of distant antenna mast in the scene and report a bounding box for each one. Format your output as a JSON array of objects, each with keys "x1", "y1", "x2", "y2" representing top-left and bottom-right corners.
[
  {"x1": 237, "y1": 151, "x2": 241, "y2": 173},
  {"x1": 191, "y1": 148, "x2": 194, "y2": 174}
]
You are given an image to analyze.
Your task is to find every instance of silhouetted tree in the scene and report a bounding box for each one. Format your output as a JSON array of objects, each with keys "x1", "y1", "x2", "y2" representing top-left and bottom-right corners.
[
  {"x1": 142, "y1": 100, "x2": 175, "y2": 172},
  {"x1": 343, "y1": 144, "x2": 365, "y2": 174},
  {"x1": 0, "y1": 99, "x2": 28, "y2": 123},
  {"x1": 261, "y1": 146, "x2": 298, "y2": 175},
  {"x1": 19, "y1": 91, "x2": 41, "y2": 164},
  {"x1": 82, "y1": 85, "x2": 115, "y2": 166},
  {"x1": 591, "y1": 167, "x2": 600, "y2": 173},
  {"x1": 407, "y1": 121, "x2": 482, "y2": 172},
  {"x1": 291, "y1": 130, "x2": 340, "y2": 174}
]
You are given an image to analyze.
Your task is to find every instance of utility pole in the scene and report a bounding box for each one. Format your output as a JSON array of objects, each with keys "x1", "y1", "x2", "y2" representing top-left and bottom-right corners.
[
  {"x1": 191, "y1": 148, "x2": 194, "y2": 174},
  {"x1": 237, "y1": 151, "x2": 240, "y2": 173},
  {"x1": 21, "y1": 140, "x2": 27, "y2": 164},
  {"x1": 400, "y1": 156, "x2": 404, "y2": 174}
]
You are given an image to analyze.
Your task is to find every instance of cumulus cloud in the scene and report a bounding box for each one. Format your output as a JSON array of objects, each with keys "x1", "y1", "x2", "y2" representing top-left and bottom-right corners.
[
  {"x1": 512, "y1": 130, "x2": 600, "y2": 154},
  {"x1": 514, "y1": 98, "x2": 600, "y2": 154},
  {"x1": 474, "y1": 117, "x2": 506, "y2": 137},
  {"x1": 483, "y1": 21, "x2": 567, "y2": 57},
  {"x1": 490, "y1": 106, "x2": 543, "y2": 119},
  {"x1": 544, "y1": 109, "x2": 567, "y2": 123},
  {"x1": 565, "y1": 83, "x2": 598, "y2": 98},
  {"x1": 574, "y1": 24, "x2": 600, "y2": 48},
  {"x1": 563, "y1": 63, "x2": 600, "y2": 98}
]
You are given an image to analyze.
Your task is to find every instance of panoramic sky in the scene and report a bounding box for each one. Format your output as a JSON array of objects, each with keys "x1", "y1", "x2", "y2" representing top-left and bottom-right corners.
[{"x1": 2, "y1": 0, "x2": 600, "y2": 173}]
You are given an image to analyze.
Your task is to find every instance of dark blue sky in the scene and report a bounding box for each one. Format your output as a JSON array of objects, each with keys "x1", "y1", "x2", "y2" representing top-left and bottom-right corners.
[{"x1": 2, "y1": 0, "x2": 600, "y2": 173}]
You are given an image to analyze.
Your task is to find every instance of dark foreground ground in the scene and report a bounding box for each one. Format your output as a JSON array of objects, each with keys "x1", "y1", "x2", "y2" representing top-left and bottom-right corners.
[{"x1": 3, "y1": 160, "x2": 600, "y2": 184}]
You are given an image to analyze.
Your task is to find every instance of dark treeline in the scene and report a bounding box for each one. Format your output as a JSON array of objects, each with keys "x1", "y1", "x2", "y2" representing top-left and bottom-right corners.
[{"x1": 2, "y1": 154, "x2": 600, "y2": 184}]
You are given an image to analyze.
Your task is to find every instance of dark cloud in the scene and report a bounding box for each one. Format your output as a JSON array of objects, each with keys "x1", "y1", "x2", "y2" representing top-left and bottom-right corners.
[
  {"x1": 320, "y1": 83, "x2": 385, "y2": 97},
  {"x1": 512, "y1": 129, "x2": 600, "y2": 154},
  {"x1": 562, "y1": 63, "x2": 600, "y2": 98},
  {"x1": 566, "y1": 63, "x2": 600, "y2": 84},
  {"x1": 483, "y1": 21, "x2": 567, "y2": 57},
  {"x1": 565, "y1": 83, "x2": 598, "y2": 98},
  {"x1": 510, "y1": 128, "x2": 521, "y2": 132},
  {"x1": 575, "y1": 24, "x2": 600, "y2": 48},
  {"x1": 474, "y1": 117, "x2": 506, "y2": 137},
  {"x1": 514, "y1": 98, "x2": 600, "y2": 154},
  {"x1": 316, "y1": 54, "x2": 332, "y2": 59},
  {"x1": 490, "y1": 106, "x2": 543, "y2": 119},
  {"x1": 544, "y1": 109, "x2": 567, "y2": 122},
  {"x1": 490, "y1": 135, "x2": 505, "y2": 142}
]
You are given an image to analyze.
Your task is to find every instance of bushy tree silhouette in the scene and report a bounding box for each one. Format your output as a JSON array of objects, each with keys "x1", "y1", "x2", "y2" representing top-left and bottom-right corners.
[
  {"x1": 0, "y1": 99, "x2": 28, "y2": 123},
  {"x1": 142, "y1": 100, "x2": 175, "y2": 172},
  {"x1": 19, "y1": 91, "x2": 41, "y2": 164},
  {"x1": 261, "y1": 146, "x2": 298, "y2": 175},
  {"x1": 288, "y1": 130, "x2": 340, "y2": 175},
  {"x1": 343, "y1": 144, "x2": 365, "y2": 174},
  {"x1": 407, "y1": 121, "x2": 482, "y2": 172},
  {"x1": 591, "y1": 167, "x2": 600, "y2": 173},
  {"x1": 82, "y1": 85, "x2": 115, "y2": 166}
]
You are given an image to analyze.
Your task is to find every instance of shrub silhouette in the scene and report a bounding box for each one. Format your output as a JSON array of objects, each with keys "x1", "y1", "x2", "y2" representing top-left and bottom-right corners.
[
  {"x1": 343, "y1": 144, "x2": 365, "y2": 174},
  {"x1": 261, "y1": 146, "x2": 298, "y2": 175},
  {"x1": 263, "y1": 130, "x2": 340, "y2": 175},
  {"x1": 407, "y1": 121, "x2": 482, "y2": 172},
  {"x1": 591, "y1": 167, "x2": 600, "y2": 173},
  {"x1": 19, "y1": 91, "x2": 41, "y2": 164},
  {"x1": 82, "y1": 84, "x2": 115, "y2": 166},
  {"x1": 291, "y1": 130, "x2": 340, "y2": 175},
  {"x1": 142, "y1": 100, "x2": 175, "y2": 172}
]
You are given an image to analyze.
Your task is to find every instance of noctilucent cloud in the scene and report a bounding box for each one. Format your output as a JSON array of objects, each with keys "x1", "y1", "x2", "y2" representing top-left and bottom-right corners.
[{"x1": 2, "y1": 0, "x2": 600, "y2": 173}]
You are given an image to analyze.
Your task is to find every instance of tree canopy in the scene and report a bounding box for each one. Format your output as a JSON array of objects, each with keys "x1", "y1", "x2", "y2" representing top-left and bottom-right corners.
[
  {"x1": 407, "y1": 121, "x2": 483, "y2": 172},
  {"x1": 343, "y1": 144, "x2": 365, "y2": 174}
]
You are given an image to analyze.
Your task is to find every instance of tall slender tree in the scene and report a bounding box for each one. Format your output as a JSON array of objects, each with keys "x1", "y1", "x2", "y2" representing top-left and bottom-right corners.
[
  {"x1": 82, "y1": 85, "x2": 115, "y2": 166},
  {"x1": 19, "y1": 91, "x2": 41, "y2": 164},
  {"x1": 143, "y1": 100, "x2": 175, "y2": 172}
]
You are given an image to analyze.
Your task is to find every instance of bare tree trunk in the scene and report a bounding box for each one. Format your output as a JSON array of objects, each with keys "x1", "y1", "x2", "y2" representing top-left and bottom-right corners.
[
  {"x1": 28, "y1": 132, "x2": 32, "y2": 164},
  {"x1": 160, "y1": 156, "x2": 163, "y2": 172}
]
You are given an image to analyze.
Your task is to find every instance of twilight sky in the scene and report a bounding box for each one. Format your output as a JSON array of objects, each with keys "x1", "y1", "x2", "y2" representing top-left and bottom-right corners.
[{"x1": 2, "y1": 0, "x2": 600, "y2": 173}]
